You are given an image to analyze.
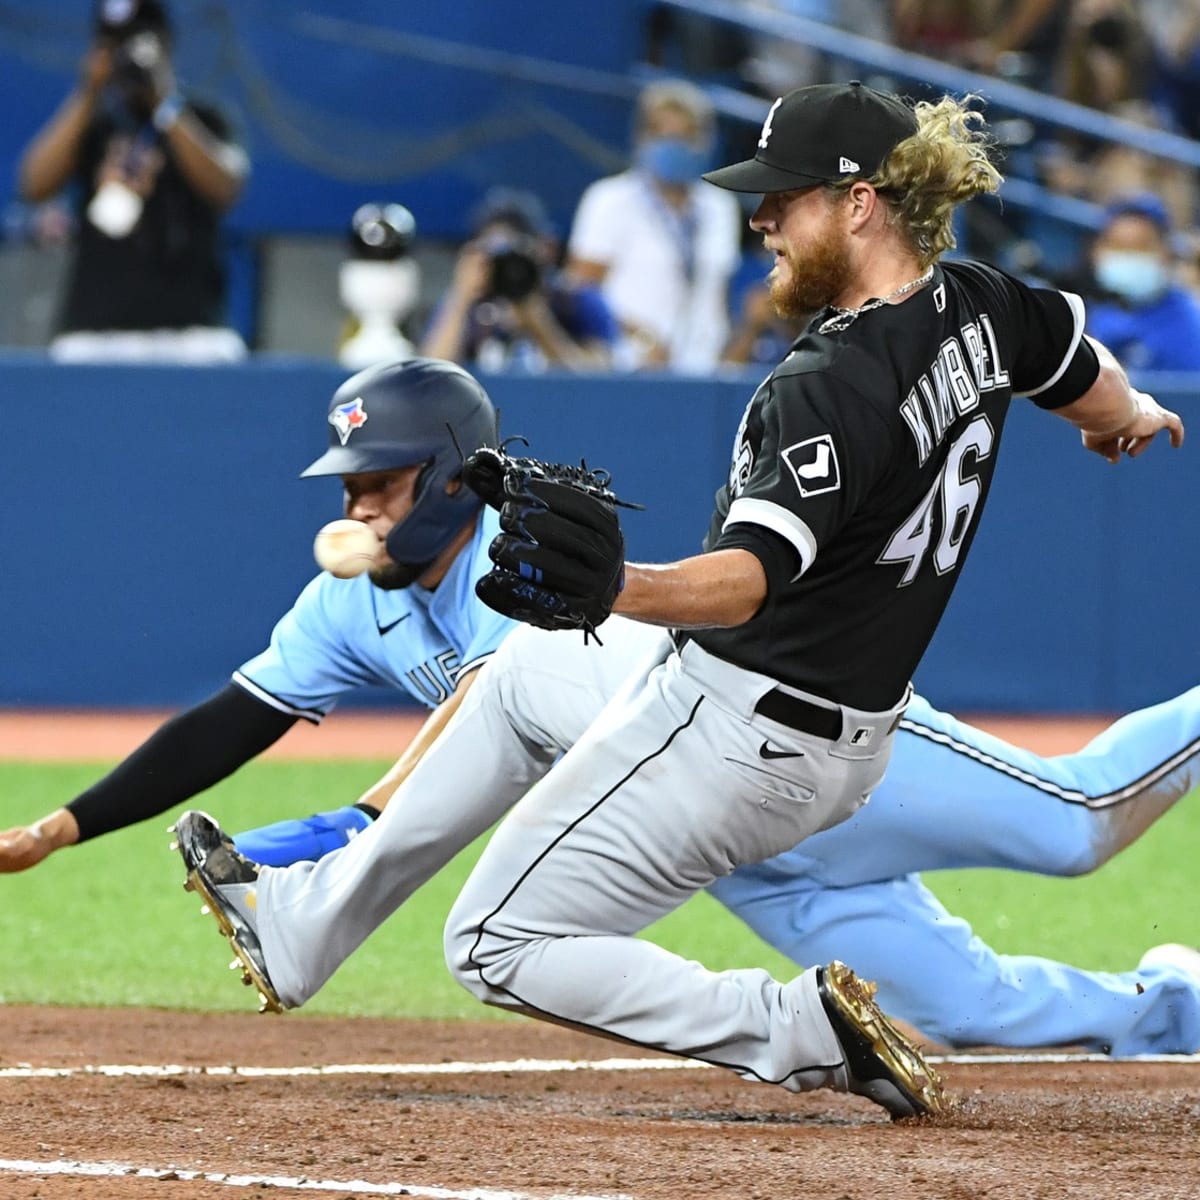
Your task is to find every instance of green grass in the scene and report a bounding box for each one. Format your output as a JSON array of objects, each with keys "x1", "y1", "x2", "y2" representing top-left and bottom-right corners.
[{"x1": 0, "y1": 761, "x2": 1196, "y2": 1018}]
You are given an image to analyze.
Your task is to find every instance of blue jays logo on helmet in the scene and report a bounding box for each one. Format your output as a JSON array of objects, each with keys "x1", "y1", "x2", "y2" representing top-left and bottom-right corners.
[{"x1": 330, "y1": 396, "x2": 368, "y2": 446}]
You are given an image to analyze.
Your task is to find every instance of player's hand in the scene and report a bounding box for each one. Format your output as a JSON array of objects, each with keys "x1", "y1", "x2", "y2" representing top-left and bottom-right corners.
[
  {"x1": 1082, "y1": 391, "x2": 1185, "y2": 463},
  {"x1": 0, "y1": 810, "x2": 79, "y2": 873},
  {"x1": 80, "y1": 44, "x2": 114, "y2": 99},
  {"x1": 151, "y1": 55, "x2": 177, "y2": 106},
  {"x1": 450, "y1": 245, "x2": 493, "y2": 304}
]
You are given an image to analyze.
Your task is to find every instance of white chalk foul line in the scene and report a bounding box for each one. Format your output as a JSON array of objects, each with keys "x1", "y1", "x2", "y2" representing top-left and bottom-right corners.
[
  {"x1": 0, "y1": 1051, "x2": 1196, "y2": 1080},
  {"x1": 0, "y1": 1158, "x2": 633, "y2": 1199}
]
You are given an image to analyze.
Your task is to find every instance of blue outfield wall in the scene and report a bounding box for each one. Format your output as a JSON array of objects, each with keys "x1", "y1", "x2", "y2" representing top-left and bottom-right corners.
[{"x1": 0, "y1": 356, "x2": 1195, "y2": 714}]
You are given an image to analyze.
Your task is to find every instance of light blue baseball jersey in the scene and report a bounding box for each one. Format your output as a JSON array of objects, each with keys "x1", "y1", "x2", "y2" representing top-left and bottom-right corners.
[{"x1": 233, "y1": 508, "x2": 514, "y2": 719}]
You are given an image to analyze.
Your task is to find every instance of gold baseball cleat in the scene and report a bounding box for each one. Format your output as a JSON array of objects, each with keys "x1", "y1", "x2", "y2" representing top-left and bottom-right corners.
[
  {"x1": 171, "y1": 810, "x2": 284, "y2": 1014},
  {"x1": 818, "y1": 959, "x2": 948, "y2": 1119}
]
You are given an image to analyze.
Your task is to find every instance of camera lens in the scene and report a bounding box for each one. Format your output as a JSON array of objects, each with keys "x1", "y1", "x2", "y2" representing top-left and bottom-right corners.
[{"x1": 487, "y1": 240, "x2": 541, "y2": 301}]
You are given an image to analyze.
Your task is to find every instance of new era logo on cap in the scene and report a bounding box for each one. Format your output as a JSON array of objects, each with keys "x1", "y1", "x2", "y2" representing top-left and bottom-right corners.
[{"x1": 839, "y1": 156, "x2": 860, "y2": 174}]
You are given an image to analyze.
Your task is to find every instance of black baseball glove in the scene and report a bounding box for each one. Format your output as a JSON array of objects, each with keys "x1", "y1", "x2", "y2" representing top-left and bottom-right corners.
[{"x1": 461, "y1": 443, "x2": 636, "y2": 639}]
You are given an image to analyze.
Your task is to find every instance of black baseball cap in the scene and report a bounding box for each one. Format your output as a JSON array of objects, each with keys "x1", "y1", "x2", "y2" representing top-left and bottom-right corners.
[{"x1": 703, "y1": 81, "x2": 918, "y2": 194}]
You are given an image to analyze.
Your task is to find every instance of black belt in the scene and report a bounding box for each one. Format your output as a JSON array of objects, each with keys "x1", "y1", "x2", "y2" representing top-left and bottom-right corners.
[
  {"x1": 754, "y1": 689, "x2": 843, "y2": 740},
  {"x1": 754, "y1": 689, "x2": 908, "y2": 740}
]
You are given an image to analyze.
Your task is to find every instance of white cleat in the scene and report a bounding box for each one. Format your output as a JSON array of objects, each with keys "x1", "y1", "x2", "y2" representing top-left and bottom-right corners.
[{"x1": 1139, "y1": 943, "x2": 1200, "y2": 983}]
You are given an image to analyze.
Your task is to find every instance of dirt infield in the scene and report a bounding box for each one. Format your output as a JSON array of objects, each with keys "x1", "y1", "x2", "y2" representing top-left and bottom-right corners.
[{"x1": 1, "y1": 1007, "x2": 1197, "y2": 1200}]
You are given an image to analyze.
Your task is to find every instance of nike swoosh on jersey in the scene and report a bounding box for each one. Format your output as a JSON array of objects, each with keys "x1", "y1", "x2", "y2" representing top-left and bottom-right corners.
[
  {"x1": 376, "y1": 614, "x2": 412, "y2": 636},
  {"x1": 759, "y1": 741, "x2": 805, "y2": 760}
]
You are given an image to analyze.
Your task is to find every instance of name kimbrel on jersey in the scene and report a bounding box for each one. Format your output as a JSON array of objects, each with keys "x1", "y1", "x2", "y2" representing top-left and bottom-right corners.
[{"x1": 900, "y1": 314, "x2": 1010, "y2": 466}]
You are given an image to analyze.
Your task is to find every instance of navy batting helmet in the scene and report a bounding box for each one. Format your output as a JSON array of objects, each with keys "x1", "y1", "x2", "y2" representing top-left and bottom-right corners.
[{"x1": 301, "y1": 357, "x2": 498, "y2": 575}]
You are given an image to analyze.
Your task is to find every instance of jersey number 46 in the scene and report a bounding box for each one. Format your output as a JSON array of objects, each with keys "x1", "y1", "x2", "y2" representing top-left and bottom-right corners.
[{"x1": 878, "y1": 414, "x2": 995, "y2": 587}]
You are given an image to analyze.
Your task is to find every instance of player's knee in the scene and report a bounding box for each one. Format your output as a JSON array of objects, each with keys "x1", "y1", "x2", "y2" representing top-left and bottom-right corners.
[
  {"x1": 1044, "y1": 840, "x2": 1105, "y2": 877},
  {"x1": 443, "y1": 905, "x2": 496, "y2": 1001},
  {"x1": 444, "y1": 900, "x2": 530, "y2": 1008}
]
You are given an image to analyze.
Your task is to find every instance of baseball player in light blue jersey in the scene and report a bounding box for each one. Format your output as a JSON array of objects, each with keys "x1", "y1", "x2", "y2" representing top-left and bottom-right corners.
[{"x1": 0, "y1": 357, "x2": 509, "y2": 871}]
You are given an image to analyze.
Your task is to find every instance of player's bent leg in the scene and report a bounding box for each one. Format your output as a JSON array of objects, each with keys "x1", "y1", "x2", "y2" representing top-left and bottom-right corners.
[
  {"x1": 445, "y1": 650, "x2": 944, "y2": 1117},
  {"x1": 711, "y1": 870, "x2": 1200, "y2": 1055},
  {"x1": 226, "y1": 620, "x2": 670, "y2": 1009}
]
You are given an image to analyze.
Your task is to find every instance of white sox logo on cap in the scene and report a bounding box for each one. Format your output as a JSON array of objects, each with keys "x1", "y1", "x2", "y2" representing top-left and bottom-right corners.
[{"x1": 758, "y1": 97, "x2": 783, "y2": 150}]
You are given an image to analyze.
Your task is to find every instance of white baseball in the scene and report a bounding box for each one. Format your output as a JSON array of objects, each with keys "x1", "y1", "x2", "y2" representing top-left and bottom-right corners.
[{"x1": 313, "y1": 519, "x2": 380, "y2": 578}]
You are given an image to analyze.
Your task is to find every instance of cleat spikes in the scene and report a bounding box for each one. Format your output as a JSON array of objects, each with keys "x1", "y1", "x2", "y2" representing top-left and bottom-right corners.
[
  {"x1": 229, "y1": 959, "x2": 242, "y2": 971},
  {"x1": 182, "y1": 879, "x2": 194, "y2": 892}
]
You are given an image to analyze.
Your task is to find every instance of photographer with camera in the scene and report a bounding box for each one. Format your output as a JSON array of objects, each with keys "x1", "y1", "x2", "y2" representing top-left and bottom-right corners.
[
  {"x1": 420, "y1": 187, "x2": 615, "y2": 372},
  {"x1": 18, "y1": 0, "x2": 249, "y2": 362}
]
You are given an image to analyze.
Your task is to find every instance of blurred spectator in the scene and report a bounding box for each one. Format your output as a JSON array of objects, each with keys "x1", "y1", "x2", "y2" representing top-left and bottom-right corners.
[
  {"x1": 1084, "y1": 194, "x2": 1200, "y2": 371},
  {"x1": 421, "y1": 187, "x2": 615, "y2": 372},
  {"x1": 894, "y1": 0, "x2": 1066, "y2": 83},
  {"x1": 567, "y1": 79, "x2": 741, "y2": 373},
  {"x1": 338, "y1": 202, "x2": 419, "y2": 371},
  {"x1": 739, "y1": 2, "x2": 891, "y2": 99},
  {"x1": 1040, "y1": 100, "x2": 1199, "y2": 233},
  {"x1": 1147, "y1": 0, "x2": 1200, "y2": 141},
  {"x1": 1055, "y1": 0, "x2": 1150, "y2": 113},
  {"x1": 17, "y1": 0, "x2": 249, "y2": 363}
]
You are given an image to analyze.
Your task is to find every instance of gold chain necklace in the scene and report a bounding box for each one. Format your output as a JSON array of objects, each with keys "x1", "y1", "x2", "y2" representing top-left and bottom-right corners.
[{"x1": 818, "y1": 267, "x2": 935, "y2": 334}]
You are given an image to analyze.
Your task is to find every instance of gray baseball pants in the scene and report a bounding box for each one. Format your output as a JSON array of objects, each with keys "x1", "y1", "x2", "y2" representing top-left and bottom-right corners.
[{"x1": 443, "y1": 637, "x2": 907, "y2": 1092}]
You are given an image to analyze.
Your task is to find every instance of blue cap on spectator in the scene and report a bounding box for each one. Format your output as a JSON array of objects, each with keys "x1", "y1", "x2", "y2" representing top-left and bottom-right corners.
[
  {"x1": 470, "y1": 187, "x2": 555, "y2": 238},
  {"x1": 1104, "y1": 193, "x2": 1171, "y2": 232}
]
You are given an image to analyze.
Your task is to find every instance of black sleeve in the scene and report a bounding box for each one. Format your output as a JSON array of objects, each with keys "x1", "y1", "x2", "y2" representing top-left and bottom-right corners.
[
  {"x1": 991, "y1": 269, "x2": 1100, "y2": 408},
  {"x1": 66, "y1": 683, "x2": 297, "y2": 843}
]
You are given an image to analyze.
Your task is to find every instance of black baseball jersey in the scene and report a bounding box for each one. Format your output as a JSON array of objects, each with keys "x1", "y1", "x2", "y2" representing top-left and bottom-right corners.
[{"x1": 692, "y1": 260, "x2": 1100, "y2": 711}]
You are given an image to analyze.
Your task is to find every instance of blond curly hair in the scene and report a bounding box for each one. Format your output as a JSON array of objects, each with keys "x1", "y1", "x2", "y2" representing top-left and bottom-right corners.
[{"x1": 832, "y1": 95, "x2": 1003, "y2": 266}]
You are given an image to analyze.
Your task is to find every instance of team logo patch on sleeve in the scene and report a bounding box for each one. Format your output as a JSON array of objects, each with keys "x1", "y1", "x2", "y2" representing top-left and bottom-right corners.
[
  {"x1": 783, "y1": 434, "x2": 841, "y2": 498},
  {"x1": 330, "y1": 396, "x2": 368, "y2": 445}
]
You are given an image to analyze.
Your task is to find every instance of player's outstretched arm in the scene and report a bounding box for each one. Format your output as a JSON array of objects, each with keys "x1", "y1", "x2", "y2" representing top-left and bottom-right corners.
[
  {"x1": 0, "y1": 809, "x2": 79, "y2": 872},
  {"x1": 616, "y1": 548, "x2": 768, "y2": 629},
  {"x1": 0, "y1": 684, "x2": 296, "y2": 874},
  {"x1": 1054, "y1": 337, "x2": 1185, "y2": 463}
]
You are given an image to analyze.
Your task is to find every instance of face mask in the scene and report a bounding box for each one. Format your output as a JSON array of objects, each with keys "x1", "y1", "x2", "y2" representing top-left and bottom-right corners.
[
  {"x1": 1094, "y1": 252, "x2": 1169, "y2": 305},
  {"x1": 338, "y1": 259, "x2": 419, "y2": 318},
  {"x1": 637, "y1": 137, "x2": 710, "y2": 186}
]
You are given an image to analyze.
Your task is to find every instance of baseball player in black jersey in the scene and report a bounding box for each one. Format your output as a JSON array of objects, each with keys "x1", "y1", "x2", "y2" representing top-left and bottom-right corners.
[{"x1": 438, "y1": 83, "x2": 1185, "y2": 1117}]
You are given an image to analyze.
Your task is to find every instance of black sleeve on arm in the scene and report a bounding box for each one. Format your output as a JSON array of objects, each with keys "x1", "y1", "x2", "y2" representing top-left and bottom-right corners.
[
  {"x1": 1028, "y1": 334, "x2": 1101, "y2": 411},
  {"x1": 66, "y1": 683, "x2": 298, "y2": 843}
]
